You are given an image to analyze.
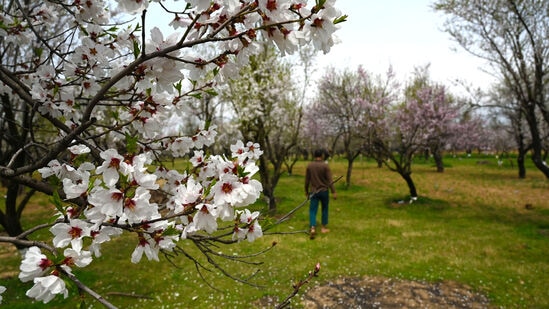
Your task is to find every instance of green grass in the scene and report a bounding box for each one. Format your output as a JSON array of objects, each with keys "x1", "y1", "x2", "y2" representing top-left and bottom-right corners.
[{"x1": 1, "y1": 154, "x2": 549, "y2": 308}]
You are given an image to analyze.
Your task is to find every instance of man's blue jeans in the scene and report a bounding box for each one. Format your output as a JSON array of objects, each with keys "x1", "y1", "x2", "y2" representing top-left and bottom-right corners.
[{"x1": 309, "y1": 190, "x2": 329, "y2": 228}]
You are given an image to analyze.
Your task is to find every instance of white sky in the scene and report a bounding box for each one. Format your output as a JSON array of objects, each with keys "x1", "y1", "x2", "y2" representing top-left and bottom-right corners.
[{"x1": 314, "y1": 0, "x2": 496, "y2": 92}]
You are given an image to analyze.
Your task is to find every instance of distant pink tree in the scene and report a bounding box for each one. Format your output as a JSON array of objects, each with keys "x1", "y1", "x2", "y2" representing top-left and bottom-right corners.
[
  {"x1": 307, "y1": 66, "x2": 397, "y2": 187},
  {"x1": 368, "y1": 85, "x2": 459, "y2": 199},
  {"x1": 309, "y1": 65, "x2": 486, "y2": 199},
  {"x1": 447, "y1": 108, "x2": 487, "y2": 155}
]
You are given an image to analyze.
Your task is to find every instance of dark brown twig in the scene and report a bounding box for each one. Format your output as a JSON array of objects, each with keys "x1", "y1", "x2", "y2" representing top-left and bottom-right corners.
[{"x1": 276, "y1": 263, "x2": 321, "y2": 309}]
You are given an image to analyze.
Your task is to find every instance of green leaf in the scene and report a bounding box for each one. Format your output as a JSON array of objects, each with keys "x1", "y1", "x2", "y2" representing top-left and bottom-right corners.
[
  {"x1": 34, "y1": 47, "x2": 43, "y2": 58},
  {"x1": 333, "y1": 15, "x2": 348, "y2": 24},
  {"x1": 163, "y1": 226, "x2": 180, "y2": 236},
  {"x1": 205, "y1": 88, "x2": 218, "y2": 96},
  {"x1": 133, "y1": 40, "x2": 140, "y2": 59},
  {"x1": 50, "y1": 190, "x2": 65, "y2": 216},
  {"x1": 126, "y1": 133, "x2": 138, "y2": 154},
  {"x1": 173, "y1": 80, "x2": 183, "y2": 96}
]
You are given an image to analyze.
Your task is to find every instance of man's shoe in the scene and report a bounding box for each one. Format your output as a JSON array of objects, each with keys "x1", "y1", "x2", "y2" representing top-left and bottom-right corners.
[{"x1": 309, "y1": 227, "x2": 316, "y2": 239}]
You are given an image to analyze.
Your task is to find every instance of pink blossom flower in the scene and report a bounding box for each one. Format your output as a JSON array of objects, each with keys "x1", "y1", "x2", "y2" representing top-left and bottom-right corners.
[
  {"x1": 245, "y1": 141, "x2": 263, "y2": 161},
  {"x1": 230, "y1": 141, "x2": 263, "y2": 164},
  {"x1": 237, "y1": 177, "x2": 263, "y2": 207},
  {"x1": 159, "y1": 168, "x2": 187, "y2": 192},
  {"x1": 230, "y1": 140, "x2": 247, "y2": 159},
  {"x1": 192, "y1": 125, "x2": 217, "y2": 148},
  {"x1": 61, "y1": 167, "x2": 91, "y2": 199}
]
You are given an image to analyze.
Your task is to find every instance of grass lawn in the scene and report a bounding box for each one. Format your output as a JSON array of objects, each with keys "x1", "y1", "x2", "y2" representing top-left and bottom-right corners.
[{"x1": 1, "y1": 153, "x2": 548, "y2": 308}]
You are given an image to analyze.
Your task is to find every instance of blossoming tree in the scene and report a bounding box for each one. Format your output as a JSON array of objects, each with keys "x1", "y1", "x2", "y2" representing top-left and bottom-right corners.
[
  {"x1": 224, "y1": 46, "x2": 304, "y2": 213},
  {"x1": 0, "y1": 0, "x2": 344, "y2": 306},
  {"x1": 309, "y1": 66, "x2": 399, "y2": 187},
  {"x1": 313, "y1": 65, "x2": 483, "y2": 200}
]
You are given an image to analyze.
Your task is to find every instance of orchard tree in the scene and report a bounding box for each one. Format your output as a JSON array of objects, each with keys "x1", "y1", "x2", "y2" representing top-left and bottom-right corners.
[
  {"x1": 284, "y1": 44, "x2": 319, "y2": 175},
  {"x1": 0, "y1": 0, "x2": 345, "y2": 307},
  {"x1": 369, "y1": 84, "x2": 456, "y2": 200},
  {"x1": 403, "y1": 66, "x2": 461, "y2": 172},
  {"x1": 435, "y1": 0, "x2": 549, "y2": 179},
  {"x1": 448, "y1": 106, "x2": 487, "y2": 156},
  {"x1": 487, "y1": 84, "x2": 530, "y2": 177},
  {"x1": 223, "y1": 46, "x2": 304, "y2": 213},
  {"x1": 311, "y1": 66, "x2": 381, "y2": 188}
]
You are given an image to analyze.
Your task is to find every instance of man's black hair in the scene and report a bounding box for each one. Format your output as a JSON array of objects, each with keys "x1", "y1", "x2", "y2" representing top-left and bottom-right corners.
[{"x1": 314, "y1": 149, "x2": 324, "y2": 158}]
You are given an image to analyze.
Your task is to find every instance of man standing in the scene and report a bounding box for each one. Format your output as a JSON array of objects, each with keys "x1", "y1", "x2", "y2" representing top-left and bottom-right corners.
[{"x1": 305, "y1": 149, "x2": 337, "y2": 239}]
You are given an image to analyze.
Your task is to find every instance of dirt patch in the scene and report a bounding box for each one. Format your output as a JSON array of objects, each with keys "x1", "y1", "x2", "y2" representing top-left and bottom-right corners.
[
  {"x1": 254, "y1": 276, "x2": 492, "y2": 308},
  {"x1": 301, "y1": 276, "x2": 492, "y2": 309}
]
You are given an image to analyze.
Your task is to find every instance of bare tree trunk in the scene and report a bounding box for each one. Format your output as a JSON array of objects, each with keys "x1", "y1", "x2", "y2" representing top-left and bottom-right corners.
[
  {"x1": 400, "y1": 172, "x2": 418, "y2": 199},
  {"x1": 345, "y1": 159, "x2": 354, "y2": 189},
  {"x1": 432, "y1": 148, "x2": 444, "y2": 173},
  {"x1": 517, "y1": 139, "x2": 527, "y2": 179},
  {"x1": 1, "y1": 182, "x2": 26, "y2": 249},
  {"x1": 526, "y1": 110, "x2": 549, "y2": 179}
]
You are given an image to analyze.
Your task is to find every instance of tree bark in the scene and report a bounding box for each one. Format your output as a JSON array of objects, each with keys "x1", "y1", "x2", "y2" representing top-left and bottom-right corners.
[
  {"x1": 400, "y1": 172, "x2": 418, "y2": 198},
  {"x1": 1, "y1": 181, "x2": 26, "y2": 249},
  {"x1": 345, "y1": 158, "x2": 354, "y2": 189},
  {"x1": 432, "y1": 148, "x2": 444, "y2": 173},
  {"x1": 517, "y1": 144, "x2": 527, "y2": 179},
  {"x1": 525, "y1": 109, "x2": 549, "y2": 179}
]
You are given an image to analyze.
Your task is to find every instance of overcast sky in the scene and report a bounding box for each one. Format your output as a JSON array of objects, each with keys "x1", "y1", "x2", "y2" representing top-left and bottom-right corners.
[{"x1": 314, "y1": 0, "x2": 496, "y2": 92}]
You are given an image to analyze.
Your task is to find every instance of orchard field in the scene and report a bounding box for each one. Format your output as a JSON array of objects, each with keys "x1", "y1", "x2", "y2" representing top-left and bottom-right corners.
[{"x1": 1, "y1": 153, "x2": 548, "y2": 308}]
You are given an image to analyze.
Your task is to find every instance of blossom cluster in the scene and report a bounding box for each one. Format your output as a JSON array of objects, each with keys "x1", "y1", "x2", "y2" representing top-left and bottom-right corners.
[
  {"x1": 1, "y1": 0, "x2": 343, "y2": 305},
  {"x1": 1, "y1": 0, "x2": 342, "y2": 130},
  {"x1": 20, "y1": 132, "x2": 264, "y2": 303}
]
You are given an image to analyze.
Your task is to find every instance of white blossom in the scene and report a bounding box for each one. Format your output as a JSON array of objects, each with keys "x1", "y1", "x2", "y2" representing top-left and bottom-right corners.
[
  {"x1": 0, "y1": 285, "x2": 6, "y2": 304},
  {"x1": 26, "y1": 275, "x2": 68, "y2": 304},
  {"x1": 19, "y1": 247, "x2": 52, "y2": 283}
]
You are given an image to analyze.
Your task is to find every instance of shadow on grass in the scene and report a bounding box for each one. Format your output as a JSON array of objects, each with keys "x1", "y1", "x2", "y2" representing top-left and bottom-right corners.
[
  {"x1": 385, "y1": 195, "x2": 451, "y2": 211},
  {"x1": 383, "y1": 194, "x2": 549, "y2": 241}
]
